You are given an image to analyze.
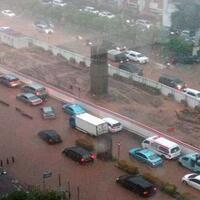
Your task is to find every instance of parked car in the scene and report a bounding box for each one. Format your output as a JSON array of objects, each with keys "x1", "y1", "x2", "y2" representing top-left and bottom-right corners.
[
  {"x1": 142, "y1": 136, "x2": 181, "y2": 159},
  {"x1": 38, "y1": 130, "x2": 62, "y2": 144},
  {"x1": 116, "y1": 175, "x2": 157, "y2": 197},
  {"x1": 126, "y1": 50, "x2": 149, "y2": 64},
  {"x1": 98, "y1": 11, "x2": 115, "y2": 19},
  {"x1": 34, "y1": 20, "x2": 54, "y2": 34},
  {"x1": 179, "y1": 153, "x2": 200, "y2": 173},
  {"x1": 41, "y1": 106, "x2": 56, "y2": 119},
  {"x1": 158, "y1": 74, "x2": 186, "y2": 90},
  {"x1": 182, "y1": 173, "x2": 200, "y2": 191},
  {"x1": 0, "y1": 168, "x2": 7, "y2": 175},
  {"x1": 62, "y1": 103, "x2": 85, "y2": 115},
  {"x1": 135, "y1": 19, "x2": 153, "y2": 29},
  {"x1": 16, "y1": 93, "x2": 43, "y2": 106},
  {"x1": 0, "y1": 74, "x2": 21, "y2": 87},
  {"x1": 1, "y1": 10, "x2": 15, "y2": 17},
  {"x1": 102, "y1": 117, "x2": 123, "y2": 133},
  {"x1": 22, "y1": 83, "x2": 48, "y2": 100},
  {"x1": 62, "y1": 146, "x2": 96, "y2": 164},
  {"x1": 107, "y1": 50, "x2": 129, "y2": 63},
  {"x1": 183, "y1": 88, "x2": 200, "y2": 100},
  {"x1": 52, "y1": 0, "x2": 67, "y2": 7},
  {"x1": 129, "y1": 147, "x2": 163, "y2": 167},
  {"x1": 119, "y1": 63, "x2": 143, "y2": 76}
]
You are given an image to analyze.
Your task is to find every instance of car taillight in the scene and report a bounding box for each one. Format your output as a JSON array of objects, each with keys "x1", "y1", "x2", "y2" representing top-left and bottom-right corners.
[
  {"x1": 143, "y1": 191, "x2": 149, "y2": 195},
  {"x1": 91, "y1": 154, "x2": 96, "y2": 159},
  {"x1": 81, "y1": 158, "x2": 85, "y2": 162}
]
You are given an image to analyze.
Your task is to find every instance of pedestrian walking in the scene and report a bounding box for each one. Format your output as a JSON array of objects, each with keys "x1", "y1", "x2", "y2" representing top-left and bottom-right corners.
[
  {"x1": 11, "y1": 156, "x2": 15, "y2": 163},
  {"x1": 0, "y1": 160, "x2": 3, "y2": 167},
  {"x1": 6, "y1": 158, "x2": 9, "y2": 165}
]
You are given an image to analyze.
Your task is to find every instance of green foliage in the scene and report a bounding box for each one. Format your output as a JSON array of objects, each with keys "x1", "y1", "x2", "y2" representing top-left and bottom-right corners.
[
  {"x1": 0, "y1": 190, "x2": 67, "y2": 200},
  {"x1": 166, "y1": 36, "x2": 193, "y2": 57},
  {"x1": 116, "y1": 160, "x2": 139, "y2": 175},
  {"x1": 161, "y1": 183, "x2": 177, "y2": 197},
  {"x1": 171, "y1": 0, "x2": 200, "y2": 31},
  {"x1": 75, "y1": 138, "x2": 94, "y2": 151}
]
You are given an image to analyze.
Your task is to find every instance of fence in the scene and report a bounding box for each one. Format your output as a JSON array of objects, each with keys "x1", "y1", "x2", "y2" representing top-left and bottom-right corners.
[{"x1": 108, "y1": 65, "x2": 200, "y2": 108}]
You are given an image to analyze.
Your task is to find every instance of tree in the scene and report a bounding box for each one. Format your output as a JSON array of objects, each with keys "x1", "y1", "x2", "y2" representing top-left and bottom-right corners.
[
  {"x1": 171, "y1": 0, "x2": 200, "y2": 32},
  {"x1": 165, "y1": 36, "x2": 193, "y2": 60}
]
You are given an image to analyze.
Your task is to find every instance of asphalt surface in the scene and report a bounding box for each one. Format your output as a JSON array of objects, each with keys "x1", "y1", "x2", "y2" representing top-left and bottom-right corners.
[{"x1": 0, "y1": 83, "x2": 199, "y2": 200}]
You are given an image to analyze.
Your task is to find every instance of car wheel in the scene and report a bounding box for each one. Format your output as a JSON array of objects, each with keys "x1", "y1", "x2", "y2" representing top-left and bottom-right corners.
[{"x1": 182, "y1": 180, "x2": 188, "y2": 185}]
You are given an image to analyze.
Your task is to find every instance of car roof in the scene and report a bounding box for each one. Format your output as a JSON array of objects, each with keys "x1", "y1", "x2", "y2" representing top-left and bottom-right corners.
[
  {"x1": 40, "y1": 130, "x2": 58, "y2": 136},
  {"x1": 183, "y1": 153, "x2": 199, "y2": 159},
  {"x1": 23, "y1": 93, "x2": 36, "y2": 98},
  {"x1": 184, "y1": 88, "x2": 200, "y2": 94},
  {"x1": 66, "y1": 104, "x2": 85, "y2": 112},
  {"x1": 43, "y1": 106, "x2": 53, "y2": 112},
  {"x1": 67, "y1": 146, "x2": 90, "y2": 155},
  {"x1": 138, "y1": 148, "x2": 155, "y2": 157},
  {"x1": 103, "y1": 117, "x2": 120, "y2": 125},
  {"x1": 147, "y1": 136, "x2": 179, "y2": 148},
  {"x1": 128, "y1": 176, "x2": 153, "y2": 188},
  {"x1": 3, "y1": 74, "x2": 18, "y2": 80},
  {"x1": 127, "y1": 50, "x2": 141, "y2": 55},
  {"x1": 160, "y1": 74, "x2": 182, "y2": 82},
  {"x1": 26, "y1": 83, "x2": 45, "y2": 90}
]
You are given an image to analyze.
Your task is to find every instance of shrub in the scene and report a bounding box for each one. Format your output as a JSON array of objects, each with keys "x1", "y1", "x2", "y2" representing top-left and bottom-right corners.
[
  {"x1": 116, "y1": 160, "x2": 139, "y2": 175},
  {"x1": 75, "y1": 138, "x2": 94, "y2": 151},
  {"x1": 143, "y1": 173, "x2": 164, "y2": 188},
  {"x1": 161, "y1": 183, "x2": 177, "y2": 197}
]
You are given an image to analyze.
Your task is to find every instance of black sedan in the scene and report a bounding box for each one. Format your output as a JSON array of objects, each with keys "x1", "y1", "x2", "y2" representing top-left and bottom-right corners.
[
  {"x1": 116, "y1": 175, "x2": 157, "y2": 197},
  {"x1": 62, "y1": 146, "x2": 96, "y2": 164},
  {"x1": 38, "y1": 130, "x2": 62, "y2": 144},
  {"x1": 16, "y1": 93, "x2": 43, "y2": 106}
]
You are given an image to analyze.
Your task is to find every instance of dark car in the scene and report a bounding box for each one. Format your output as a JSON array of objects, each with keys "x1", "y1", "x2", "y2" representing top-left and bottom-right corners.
[
  {"x1": 0, "y1": 74, "x2": 21, "y2": 87},
  {"x1": 16, "y1": 93, "x2": 43, "y2": 106},
  {"x1": 62, "y1": 146, "x2": 96, "y2": 164},
  {"x1": 119, "y1": 63, "x2": 143, "y2": 76},
  {"x1": 38, "y1": 130, "x2": 62, "y2": 144},
  {"x1": 22, "y1": 83, "x2": 48, "y2": 100},
  {"x1": 116, "y1": 175, "x2": 157, "y2": 197},
  {"x1": 158, "y1": 74, "x2": 186, "y2": 90},
  {"x1": 115, "y1": 52, "x2": 129, "y2": 63},
  {"x1": 41, "y1": 106, "x2": 56, "y2": 119}
]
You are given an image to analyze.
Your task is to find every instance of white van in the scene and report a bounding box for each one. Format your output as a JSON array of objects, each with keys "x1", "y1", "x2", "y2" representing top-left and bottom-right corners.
[
  {"x1": 183, "y1": 88, "x2": 200, "y2": 100},
  {"x1": 142, "y1": 136, "x2": 181, "y2": 159},
  {"x1": 102, "y1": 117, "x2": 123, "y2": 133}
]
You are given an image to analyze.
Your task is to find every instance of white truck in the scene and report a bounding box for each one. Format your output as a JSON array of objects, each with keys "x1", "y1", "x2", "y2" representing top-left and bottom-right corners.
[{"x1": 69, "y1": 113, "x2": 108, "y2": 136}]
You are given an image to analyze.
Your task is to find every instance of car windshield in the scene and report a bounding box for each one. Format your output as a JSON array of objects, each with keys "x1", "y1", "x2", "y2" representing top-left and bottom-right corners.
[
  {"x1": 29, "y1": 95, "x2": 39, "y2": 100},
  {"x1": 189, "y1": 174, "x2": 198, "y2": 179},
  {"x1": 44, "y1": 107, "x2": 53, "y2": 113},
  {"x1": 149, "y1": 154, "x2": 159, "y2": 160},
  {"x1": 171, "y1": 147, "x2": 180, "y2": 154},
  {"x1": 111, "y1": 122, "x2": 121, "y2": 128}
]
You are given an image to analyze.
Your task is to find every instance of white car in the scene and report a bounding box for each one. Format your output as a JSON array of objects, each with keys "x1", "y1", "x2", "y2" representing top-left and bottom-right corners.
[
  {"x1": 126, "y1": 50, "x2": 149, "y2": 64},
  {"x1": 103, "y1": 117, "x2": 123, "y2": 133},
  {"x1": 99, "y1": 11, "x2": 115, "y2": 19},
  {"x1": 1, "y1": 10, "x2": 15, "y2": 17},
  {"x1": 135, "y1": 19, "x2": 153, "y2": 29},
  {"x1": 183, "y1": 88, "x2": 200, "y2": 100},
  {"x1": 52, "y1": 0, "x2": 67, "y2": 7},
  {"x1": 182, "y1": 173, "x2": 200, "y2": 191}
]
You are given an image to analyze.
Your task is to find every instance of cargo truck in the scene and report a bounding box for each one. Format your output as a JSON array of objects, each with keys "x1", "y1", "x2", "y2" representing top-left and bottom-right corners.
[{"x1": 69, "y1": 113, "x2": 108, "y2": 136}]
